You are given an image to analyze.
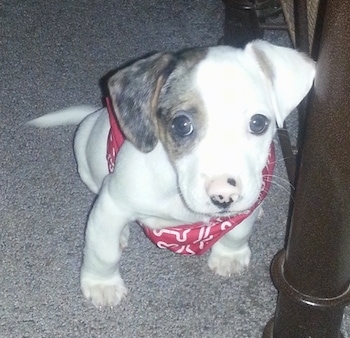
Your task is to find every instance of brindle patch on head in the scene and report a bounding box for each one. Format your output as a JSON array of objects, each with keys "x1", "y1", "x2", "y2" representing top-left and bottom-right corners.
[
  {"x1": 108, "y1": 52, "x2": 177, "y2": 153},
  {"x1": 155, "y1": 48, "x2": 209, "y2": 162}
]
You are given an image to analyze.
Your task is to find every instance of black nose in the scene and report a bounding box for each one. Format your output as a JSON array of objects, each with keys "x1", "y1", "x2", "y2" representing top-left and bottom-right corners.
[{"x1": 210, "y1": 195, "x2": 233, "y2": 209}]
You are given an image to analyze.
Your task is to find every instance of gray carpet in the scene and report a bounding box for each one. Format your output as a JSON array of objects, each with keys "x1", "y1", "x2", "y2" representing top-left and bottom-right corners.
[{"x1": 1, "y1": 1, "x2": 349, "y2": 337}]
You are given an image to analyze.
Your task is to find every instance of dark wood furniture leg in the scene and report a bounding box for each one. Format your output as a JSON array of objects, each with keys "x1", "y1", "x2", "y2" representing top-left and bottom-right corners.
[
  {"x1": 222, "y1": 0, "x2": 263, "y2": 47},
  {"x1": 263, "y1": 0, "x2": 350, "y2": 336}
]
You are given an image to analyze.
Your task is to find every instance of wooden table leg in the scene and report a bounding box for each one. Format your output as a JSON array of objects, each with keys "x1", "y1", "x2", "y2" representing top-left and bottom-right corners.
[{"x1": 263, "y1": 1, "x2": 350, "y2": 337}]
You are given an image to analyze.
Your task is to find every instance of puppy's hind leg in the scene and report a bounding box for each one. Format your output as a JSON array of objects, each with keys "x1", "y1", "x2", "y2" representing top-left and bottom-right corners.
[
  {"x1": 80, "y1": 182, "x2": 131, "y2": 308},
  {"x1": 208, "y1": 207, "x2": 260, "y2": 277},
  {"x1": 74, "y1": 109, "x2": 109, "y2": 194}
]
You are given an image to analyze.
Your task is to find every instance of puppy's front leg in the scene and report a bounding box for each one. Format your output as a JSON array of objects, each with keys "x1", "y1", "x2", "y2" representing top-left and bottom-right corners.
[
  {"x1": 208, "y1": 207, "x2": 260, "y2": 277},
  {"x1": 80, "y1": 184, "x2": 130, "y2": 308}
]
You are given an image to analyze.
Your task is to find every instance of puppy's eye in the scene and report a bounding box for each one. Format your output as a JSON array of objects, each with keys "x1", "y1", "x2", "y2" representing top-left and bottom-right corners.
[
  {"x1": 249, "y1": 114, "x2": 270, "y2": 135},
  {"x1": 172, "y1": 115, "x2": 193, "y2": 136}
]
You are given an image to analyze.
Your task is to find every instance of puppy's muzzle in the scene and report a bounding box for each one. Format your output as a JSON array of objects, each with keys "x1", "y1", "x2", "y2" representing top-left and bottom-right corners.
[{"x1": 206, "y1": 175, "x2": 241, "y2": 209}]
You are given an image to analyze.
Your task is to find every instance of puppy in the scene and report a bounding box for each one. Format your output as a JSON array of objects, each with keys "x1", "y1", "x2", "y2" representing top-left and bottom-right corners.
[{"x1": 28, "y1": 40, "x2": 316, "y2": 308}]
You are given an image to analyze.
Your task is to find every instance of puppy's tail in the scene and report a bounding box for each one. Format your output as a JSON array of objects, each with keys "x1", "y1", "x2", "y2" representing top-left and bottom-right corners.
[{"x1": 26, "y1": 105, "x2": 100, "y2": 128}]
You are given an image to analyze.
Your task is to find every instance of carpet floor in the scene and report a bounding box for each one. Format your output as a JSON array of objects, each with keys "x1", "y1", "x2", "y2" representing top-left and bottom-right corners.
[{"x1": 1, "y1": 1, "x2": 349, "y2": 337}]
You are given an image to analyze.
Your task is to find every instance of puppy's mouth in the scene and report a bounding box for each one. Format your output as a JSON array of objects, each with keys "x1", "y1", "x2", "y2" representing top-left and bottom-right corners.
[
  {"x1": 218, "y1": 208, "x2": 238, "y2": 215},
  {"x1": 214, "y1": 198, "x2": 256, "y2": 216},
  {"x1": 182, "y1": 195, "x2": 252, "y2": 218}
]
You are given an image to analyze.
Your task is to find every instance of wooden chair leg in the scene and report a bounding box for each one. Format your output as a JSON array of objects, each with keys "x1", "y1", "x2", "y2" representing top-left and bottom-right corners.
[{"x1": 222, "y1": 0, "x2": 263, "y2": 47}]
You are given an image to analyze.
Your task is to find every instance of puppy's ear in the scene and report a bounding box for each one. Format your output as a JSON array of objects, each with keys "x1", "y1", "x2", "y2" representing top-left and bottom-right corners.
[
  {"x1": 246, "y1": 40, "x2": 316, "y2": 127},
  {"x1": 108, "y1": 53, "x2": 176, "y2": 152}
]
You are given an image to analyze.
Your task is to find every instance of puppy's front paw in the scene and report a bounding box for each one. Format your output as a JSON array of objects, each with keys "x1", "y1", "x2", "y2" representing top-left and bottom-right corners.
[
  {"x1": 81, "y1": 274, "x2": 128, "y2": 308},
  {"x1": 208, "y1": 245, "x2": 251, "y2": 277}
]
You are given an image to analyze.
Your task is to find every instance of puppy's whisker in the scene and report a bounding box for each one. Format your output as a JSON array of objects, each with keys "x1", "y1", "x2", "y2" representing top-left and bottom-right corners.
[
  {"x1": 263, "y1": 175, "x2": 294, "y2": 200},
  {"x1": 264, "y1": 174, "x2": 295, "y2": 190}
]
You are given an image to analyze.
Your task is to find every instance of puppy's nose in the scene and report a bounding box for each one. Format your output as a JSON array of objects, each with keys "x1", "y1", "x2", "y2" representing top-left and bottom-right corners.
[{"x1": 206, "y1": 175, "x2": 241, "y2": 209}]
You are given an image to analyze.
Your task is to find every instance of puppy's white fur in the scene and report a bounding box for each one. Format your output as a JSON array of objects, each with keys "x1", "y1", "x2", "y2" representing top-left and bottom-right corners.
[{"x1": 28, "y1": 40, "x2": 316, "y2": 308}]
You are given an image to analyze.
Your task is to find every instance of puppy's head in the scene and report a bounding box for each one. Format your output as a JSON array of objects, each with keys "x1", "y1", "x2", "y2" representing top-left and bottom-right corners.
[{"x1": 108, "y1": 41, "x2": 316, "y2": 216}]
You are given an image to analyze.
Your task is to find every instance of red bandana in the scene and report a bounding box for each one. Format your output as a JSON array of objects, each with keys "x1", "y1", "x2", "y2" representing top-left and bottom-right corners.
[{"x1": 106, "y1": 97, "x2": 275, "y2": 255}]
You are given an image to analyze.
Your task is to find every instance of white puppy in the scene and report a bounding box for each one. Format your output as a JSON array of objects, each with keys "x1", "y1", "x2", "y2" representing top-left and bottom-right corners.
[{"x1": 28, "y1": 40, "x2": 315, "y2": 308}]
